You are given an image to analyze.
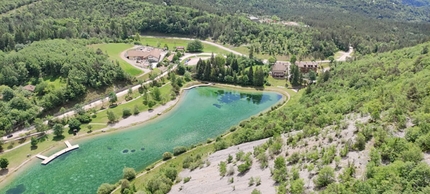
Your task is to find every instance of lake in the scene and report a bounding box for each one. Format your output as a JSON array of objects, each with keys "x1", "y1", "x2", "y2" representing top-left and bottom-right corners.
[{"x1": 2, "y1": 86, "x2": 282, "y2": 194}]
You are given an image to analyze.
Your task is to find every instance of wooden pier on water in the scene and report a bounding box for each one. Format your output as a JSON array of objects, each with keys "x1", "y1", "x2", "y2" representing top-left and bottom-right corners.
[{"x1": 36, "y1": 141, "x2": 79, "y2": 165}]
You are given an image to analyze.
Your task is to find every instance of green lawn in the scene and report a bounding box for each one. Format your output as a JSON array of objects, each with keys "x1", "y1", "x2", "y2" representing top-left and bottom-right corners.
[
  {"x1": 140, "y1": 37, "x2": 231, "y2": 55},
  {"x1": 227, "y1": 45, "x2": 290, "y2": 61},
  {"x1": 88, "y1": 43, "x2": 143, "y2": 76},
  {"x1": 90, "y1": 83, "x2": 173, "y2": 124}
]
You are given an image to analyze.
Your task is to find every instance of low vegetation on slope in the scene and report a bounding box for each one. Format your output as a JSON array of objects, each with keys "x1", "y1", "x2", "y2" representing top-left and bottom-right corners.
[{"x1": 133, "y1": 42, "x2": 430, "y2": 193}]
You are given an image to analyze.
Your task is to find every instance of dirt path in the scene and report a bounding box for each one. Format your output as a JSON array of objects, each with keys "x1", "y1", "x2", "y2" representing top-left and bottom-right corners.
[{"x1": 336, "y1": 46, "x2": 354, "y2": 62}]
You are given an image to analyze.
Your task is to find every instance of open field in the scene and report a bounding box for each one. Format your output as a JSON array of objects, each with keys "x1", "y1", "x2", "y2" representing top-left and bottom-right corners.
[
  {"x1": 141, "y1": 37, "x2": 231, "y2": 55},
  {"x1": 226, "y1": 45, "x2": 290, "y2": 61},
  {"x1": 88, "y1": 43, "x2": 143, "y2": 76}
]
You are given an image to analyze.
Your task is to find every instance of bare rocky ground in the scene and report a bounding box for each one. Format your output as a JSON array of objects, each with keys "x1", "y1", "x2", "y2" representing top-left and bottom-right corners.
[{"x1": 168, "y1": 114, "x2": 394, "y2": 194}]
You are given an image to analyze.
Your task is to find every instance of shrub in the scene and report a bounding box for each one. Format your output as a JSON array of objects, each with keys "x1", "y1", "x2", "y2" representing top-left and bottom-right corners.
[
  {"x1": 251, "y1": 189, "x2": 261, "y2": 194},
  {"x1": 183, "y1": 176, "x2": 191, "y2": 183},
  {"x1": 227, "y1": 154, "x2": 233, "y2": 163},
  {"x1": 77, "y1": 113, "x2": 92, "y2": 123},
  {"x1": 133, "y1": 105, "x2": 140, "y2": 115},
  {"x1": 219, "y1": 161, "x2": 227, "y2": 176},
  {"x1": 228, "y1": 177, "x2": 234, "y2": 184},
  {"x1": 236, "y1": 150, "x2": 245, "y2": 161},
  {"x1": 123, "y1": 167, "x2": 136, "y2": 180},
  {"x1": 122, "y1": 108, "x2": 132, "y2": 118},
  {"x1": 255, "y1": 176, "x2": 261, "y2": 186},
  {"x1": 287, "y1": 152, "x2": 300, "y2": 164},
  {"x1": 97, "y1": 183, "x2": 115, "y2": 194},
  {"x1": 314, "y1": 166, "x2": 335, "y2": 188},
  {"x1": 163, "y1": 167, "x2": 178, "y2": 182},
  {"x1": 173, "y1": 146, "x2": 187, "y2": 156},
  {"x1": 237, "y1": 161, "x2": 251, "y2": 174},
  {"x1": 162, "y1": 152, "x2": 173, "y2": 161},
  {"x1": 248, "y1": 177, "x2": 255, "y2": 186},
  {"x1": 214, "y1": 140, "x2": 228, "y2": 151},
  {"x1": 290, "y1": 179, "x2": 305, "y2": 194}
]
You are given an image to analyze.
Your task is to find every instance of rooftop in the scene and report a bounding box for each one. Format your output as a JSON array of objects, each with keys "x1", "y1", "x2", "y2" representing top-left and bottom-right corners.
[{"x1": 272, "y1": 61, "x2": 290, "y2": 72}]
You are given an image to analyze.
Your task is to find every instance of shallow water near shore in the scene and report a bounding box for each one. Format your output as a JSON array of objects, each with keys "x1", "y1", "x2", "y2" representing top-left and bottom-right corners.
[{"x1": 2, "y1": 87, "x2": 282, "y2": 194}]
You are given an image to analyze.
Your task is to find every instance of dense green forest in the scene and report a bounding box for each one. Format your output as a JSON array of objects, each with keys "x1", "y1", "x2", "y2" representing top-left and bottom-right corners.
[
  {"x1": 0, "y1": 0, "x2": 339, "y2": 59},
  {"x1": 195, "y1": 54, "x2": 266, "y2": 87},
  {"x1": 0, "y1": 39, "x2": 128, "y2": 133},
  {"x1": 0, "y1": 0, "x2": 38, "y2": 14},
  {"x1": 154, "y1": 0, "x2": 430, "y2": 55},
  {"x1": 1, "y1": 0, "x2": 429, "y2": 59}
]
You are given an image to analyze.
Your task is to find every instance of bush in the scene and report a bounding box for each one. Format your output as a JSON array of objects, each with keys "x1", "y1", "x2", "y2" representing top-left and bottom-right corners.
[
  {"x1": 122, "y1": 108, "x2": 132, "y2": 118},
  {"x1": 183, "y1": 176, "x2": 191, "y2": 183},
  {"x1": 251, "y1": 189, "x2": 261, "y2": 194},
  {"x1": 162, "y1": 152, "x2": 173, "y2": 160},
  {"x1": 97, "y1": 183, "x2": 115, "y2": 194},
  {"x1": 77, "y1": 113, "x2": 92, "y2": 123},
  {"x1": 123, "y1": 167, "x2": 136, "y2": 180},
  {"x1": 214, "y1": 140, "x2": 228, "y2": 151},
  {"x1": 173, "y1": 146, "x2": 187, "y2": 156},
  {"x1": 219, "y1": 161, "x2": 227, "y2": 176},
  {"x1": 237, "y1": 161, "x2": 251, "y2": 174},
  {"x1": 163, "y1": 167, "x2": 178, "y2": 181},
  {"x1": 133, "y1": 105, "x2": 140, "y2": 115},
  {"x1": 314, "y1": 166, "x2": 335, "y2": 188}
]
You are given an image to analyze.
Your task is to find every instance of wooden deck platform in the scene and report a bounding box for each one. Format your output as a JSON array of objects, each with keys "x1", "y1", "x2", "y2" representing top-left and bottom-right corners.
[{"x1": 36, "y1": 141, "x2": 79, "y2": 165}]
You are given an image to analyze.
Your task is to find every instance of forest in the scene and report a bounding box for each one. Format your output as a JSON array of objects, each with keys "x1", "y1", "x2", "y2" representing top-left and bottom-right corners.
[
  {"x1": 0, "y1": 0, "x2": 338, "y2": 59},
  {"x1": 0, "y1": 39, "x2": 128, "y2": 133},
  {"x1": 1, "y1": 0, "x2": 429, "y2": 60},
  {"x1": 154, "y1": 0, "x2": 430, "y2": 55}
]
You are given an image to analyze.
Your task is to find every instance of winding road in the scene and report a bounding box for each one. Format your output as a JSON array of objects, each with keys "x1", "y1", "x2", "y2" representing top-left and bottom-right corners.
[{"x1": 1, "y1": 38, "x2": 352, "y2": 142}]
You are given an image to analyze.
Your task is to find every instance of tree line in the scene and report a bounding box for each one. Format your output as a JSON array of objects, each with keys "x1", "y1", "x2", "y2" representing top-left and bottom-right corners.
[{"x1": 194, "y1": 54, "x2": 265, "y2": 87}]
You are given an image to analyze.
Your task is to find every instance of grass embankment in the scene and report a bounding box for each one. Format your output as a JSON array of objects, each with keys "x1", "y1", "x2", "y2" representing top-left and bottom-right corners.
[
  {"x1": 88, "y1": 43, "x2": 143, "y2": 76},
  {"x1": 90, "y1": 83, "x2": 172, "y2": 124},
  {"x1": 118, "y1": 81, "x2": 301, "y2": 193}
]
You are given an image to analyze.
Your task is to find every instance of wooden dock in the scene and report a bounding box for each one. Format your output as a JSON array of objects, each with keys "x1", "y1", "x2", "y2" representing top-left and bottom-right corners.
[{"x1": 36, "y1": 141, "x2": 79, "y2": 165}]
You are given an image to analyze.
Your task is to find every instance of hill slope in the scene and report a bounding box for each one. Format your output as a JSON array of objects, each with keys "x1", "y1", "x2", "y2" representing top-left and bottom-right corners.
[{"x1": 141, "y1": 41, "x2": 430, "y2": 193}]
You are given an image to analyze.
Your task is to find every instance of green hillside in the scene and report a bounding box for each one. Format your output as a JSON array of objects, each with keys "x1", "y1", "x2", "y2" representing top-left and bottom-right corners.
[
  {"x1": 228, "y1": 42, "x2": 430, "y2": 193},
  {"x1": 0, "y1": 39, "x2": 129, "y2": 133}
]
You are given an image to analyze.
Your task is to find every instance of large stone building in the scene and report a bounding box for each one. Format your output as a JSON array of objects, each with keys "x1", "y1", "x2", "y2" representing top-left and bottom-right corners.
[
  {"x1": 271, "y1": 61, "x2": 290, "y2": 78},
  {"x1": 125, "y1": 47, "x2": 163, "y2": 63},
  {"x1": 295, "y1": 61, "x2": 318, "y2": 73}
]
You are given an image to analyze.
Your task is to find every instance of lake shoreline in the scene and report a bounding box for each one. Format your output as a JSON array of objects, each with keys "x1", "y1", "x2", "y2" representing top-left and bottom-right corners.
[{"x1": 0, "y1": 83, "x2": 287, "y2": 192}]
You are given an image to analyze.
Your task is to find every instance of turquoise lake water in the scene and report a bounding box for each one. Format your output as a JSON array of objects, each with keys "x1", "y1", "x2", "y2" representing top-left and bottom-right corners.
[{"x1": 2, "y1": 87, "x2": 282, "y2": 194}]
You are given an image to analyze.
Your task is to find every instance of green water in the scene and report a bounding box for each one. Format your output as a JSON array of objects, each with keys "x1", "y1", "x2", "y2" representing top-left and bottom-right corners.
[{"x1": 2, "y1": 87, "x2": 282, "y2": 194}]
